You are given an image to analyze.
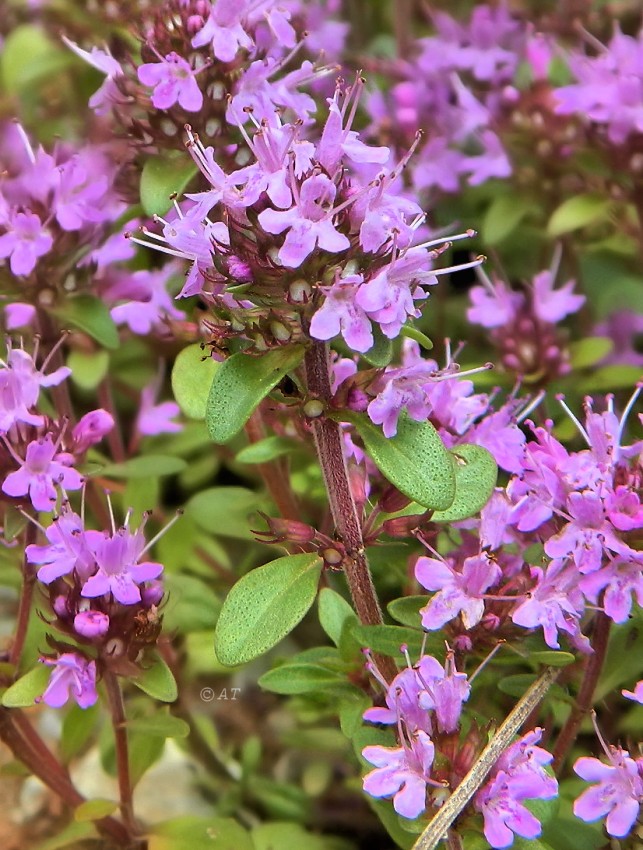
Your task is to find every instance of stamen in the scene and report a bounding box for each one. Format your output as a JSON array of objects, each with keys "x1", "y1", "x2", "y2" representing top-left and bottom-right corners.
[
  {"x1": 556, "y1": 394, "x2": 590, "y2": 445},
  {"x1": 469, "y1": 641, "x2": 505, "y2": 684},
  {"x1": 616, "y1": 383, "x2": 642, "y2": 451},
  {"x1": 139, "y1": 509, "x2": 184, "y2": 555},
  {"x1": 515, "y1": 390, "x2": 546, "y2": 423},
  {"x1": 17, "y1": 508, "x2": 48, "y2": 535},
  {"x1": 39, "y1": 332, "x2": 70, "y2": 373},
  {"x1": 414, "y1": 229, "x2": 477, "y2": 252},
  {"x1": 431, "y1": 255, "x2": 486, "y2": 277},
  {"x1": 105, "y1": 490, "x2": 116, "y2": 535},
  {"x1": 14, "y1": 122, "x2": 35, "y2": 165}
]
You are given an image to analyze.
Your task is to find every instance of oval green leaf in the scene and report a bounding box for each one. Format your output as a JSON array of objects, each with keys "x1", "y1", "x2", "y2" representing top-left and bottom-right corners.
[
  {"x1": 341, "y1": 412, "x2": 456, "y2": 510},
  {"x1": 52, "y1": 295, "x2": 119, "y2": 350},
  {"x1": 236, "y1": 436, "x2": 300, "y2": 464},
  {"x1": 67, "y1": 350, "x2": 110, "y2": 391},
  {"x1": 185, "y1": 486, "x2": 267, "y2": 539},
  {"x1": 171, "y1": 344, "x2": 220, "y2": 420},
  {"x1": 140, "y1": 155, "x2": 198, "y2": 217},
  {"x1": 258, "y1": 663, "x2": 345, "y2": 695},
  {"x1": 126, "y1": 713, "x2": 190, "y2": 738},
  {"x1": 318, "y1": 587, "x2": 357, "y2": 647},
  {"x1": 547, "y1": 193, "x2": 612, "y2": 237},
  {"x1": 131, "y1": 653, "x2": 178, "y2": 702},
  {"x1": 214, "y1": 553, "x2": 322, "y2": 666},
  {"x1": 206, "y1": 347, "x2": 305, "y2": 444},
  {"x1": 74, "y1": 799, "x2": 119, "y2": 823},
  {"x1": 1, "y1": 664, "x2": 50, "y2": 707},
  {"x1": 483, "y1": 193, "x2": 533, "y2": 245},
  {"x1": 387, "y1": 595, "x2": 429, "y2": 628},
  {"x1": 431, "y1": 444, "x2": 498, "y2": 523}
]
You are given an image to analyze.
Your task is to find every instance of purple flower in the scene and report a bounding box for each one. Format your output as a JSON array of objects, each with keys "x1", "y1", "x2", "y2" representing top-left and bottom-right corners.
[
  {"x1": 467, "y1": 278, "x2": 522, "y2": 329},
  {"x1": 38, "y1": 653, "x2": 98, "y2": 709},
  {"x1": 0, "y1": 347, "x2": 70, "y2": 433},
  {"x1": 138, "y1": 52, "x2": 204, "y2": 112},
  {"x1": 363, "y1": 663, "x2": 436, "y2": 735},
  {"x1": 136, "y1": 375, "x2": 183, "y2": 437},
  {"x1": 82, "y1": 526, "x2": 164, "y2": 605},
  {"x1": 108, "y1": 267, "x2": 183, "y2": 336},
  {"x1": 74, "y1": 610, "x2": 110, "y2": 639},
  {"x1": 580, "y1": 555, "x2": 643, "y2": 624},
  {"x1": 309, "y1": 275, "x2": 373, "y2": 354},
  {"x1": 531, "y1": 270, "x2": 585, "y2": 323},
  {"x1": 191, "y1": 0, "x2": 254, "y2": 62},
  {"x1": 417, "y1": 654, "x2": 471, "y2": 734},
  {"x1": 62, "y1": 38, "x2": 123, "y2": 115},
  {"x1": 475, "y1": 728, "x2": 558, "y2": 848},
  {"x1": 416, "y1": 552, "x2": 502, "y2": 630},
  {"x1": 54, "y1": 151, "x2": 114, "y2": 231},
  {"x1": 72, "y1": 409, "x2": 115, "y2": 453},
  {"x1": 0, "y1": 210, "x2": 53, "y2": 275},
  {"x1": 26, "y1": 509, "x2": 95, "y2": 583},
  {"x1": 511, "y1": 561, "x2": 585, "y2": 649},
  {"x1": 362, "y1": 730, "x2": 435, "y2": 819},
  {"x1": 574, "y1": 748, "x2": 643, "y2": 837},
  {"x1": 258, "y1": 173, "x2": 350, "y2": 267},
  {"x1": 4, "y1": 302, "x2": 36, "y2": 330},
  {"x1": 623, "y1": 681, "x2": 643, "y2": 703},
  {"x1": 2, "y1": 435, "x2": 83, "y2": 512}
]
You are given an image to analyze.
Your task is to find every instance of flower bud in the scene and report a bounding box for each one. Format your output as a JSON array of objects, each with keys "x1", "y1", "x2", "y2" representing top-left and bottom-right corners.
[
  {"x1": 72, "y1": 409, "x2": 115, "y2": 453},
  {"x1": 74, "y1": 610, "x2": 110, "y2": 639},
  {"x1": 141, "y1": 580, "x2": 165, "y2": 607},
  {"x1": 253, "y1": 513, "x2": 316, "y2": 545},
  {"x1": 380, "y1": 486, "x2": 412, "y2": 514}
]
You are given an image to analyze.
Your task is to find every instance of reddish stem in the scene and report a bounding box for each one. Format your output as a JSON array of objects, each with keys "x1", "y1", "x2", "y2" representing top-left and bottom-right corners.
[
  {"x1": 245, "y1": 407, "x2": 300, "y2": 519},
  {"x1": 552, "y1": 612, "x2": 612, "y2": 772},
  {"x1": 304, "y1": 342, "x2": 396, "y2": 682},
  {"x1": 104, "y1": 672, "x2": 138, "y2": 836},
  {"x1": 9, "y1": 524, "x2": 38, "y2": 671}
]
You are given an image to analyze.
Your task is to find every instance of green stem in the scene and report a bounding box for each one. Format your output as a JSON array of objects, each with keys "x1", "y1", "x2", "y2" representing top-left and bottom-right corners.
[{"x1": 9, "y1": 524, "x2": 37, "y2": 671}]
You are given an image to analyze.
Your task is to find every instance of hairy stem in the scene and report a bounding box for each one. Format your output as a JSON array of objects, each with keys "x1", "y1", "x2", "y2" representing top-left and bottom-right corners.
[
  {"x1": 304, "y1": 342, "x2": 396, "y2": 681},
  {"x1": 552, "y1": 612, "x2": 611, "y2": 772},
  {"x1": 104, "y1": 672, "x2": 138, "y2": 836},
  {"x1": 0, "y1": 708, "x2": 130, "y2": 845},
  {"x1": 9, "y1": 524, "x2": 37, "y2": 670}
]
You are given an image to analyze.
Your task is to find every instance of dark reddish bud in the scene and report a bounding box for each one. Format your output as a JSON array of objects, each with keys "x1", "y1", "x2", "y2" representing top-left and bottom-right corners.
[
  {"x1": 380, "y1": 486, "x2": 412, "y2": 514},
  {"x1": 381, "y1": 514, "x2": 427, "y2": 538},
  {"x1": 253, "y1": 513, "x2": 316, "y2": 545}
]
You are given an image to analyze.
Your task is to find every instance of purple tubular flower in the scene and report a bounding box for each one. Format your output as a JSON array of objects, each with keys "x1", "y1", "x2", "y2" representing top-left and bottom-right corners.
[
  {"x1": 416, "y1": 553, "x2": 502, "y2": 630},
  {"x1": 623, "y1": 681, "x2": 643, "y2": 703},
  {"x1": 38, "y1": 653, "x2": 98, "y2": 709},
  {"x1": 258, "y1": 173, "x2": 350, "y2": 267},
  {"x1": 2, "y1": 435, "x2": 83, "y2": 512},
  {"x1": 0, "y1": 210, "x2": 53, "y2": 275},
  {"x1": 138, "y1": 52, "x2": 204, "y2": 112},
  {"x1": 62, "y1": 37, "x2": 123, "y2": 115},
  {"x1": 82, "y1": 526, "x2": 164, "y2": 605},
  {"x1": 362, "y1": 730, "x2": 435, "y2": 819},
  {"x1": 26, "y1": 509, "x2": 95, "y2": 583},
  {"x1": 475, "y1": 728, "x2": 558, "y2": 848},
  {"x1": 309, "y1": 274, "x2": 373, "y2": 353},
  {"x1": 191, "y1": 0, "x2": 254, "y2": 62},
  {"x1": 574, "y1": 748, "x2": 643, "y2": 837}
]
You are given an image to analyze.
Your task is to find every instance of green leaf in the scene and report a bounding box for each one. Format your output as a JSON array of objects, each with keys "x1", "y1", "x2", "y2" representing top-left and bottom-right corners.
[
  {"x1": 214, "y1": 553, "x2": 322, "y2": 666},
  {"x1": 149, "y1": 816, "x2": 254, "y2": 850},
  {"x1": 74, "y1": 799, "x2": 119, "y2": 822},
  {"x1": 67, "y1": 350, "x2": 110, "y2": 391},
  {"x1": 1, "y1": 25, "x2": 69, "y2": 94},
  {"x1": 258, "y1": 663, "x2": 346, "y2": 694},
  {"x1": 130, "y1": 653, "x2": 178, "y2": 702},
  {"x1": 52, "y1": 295, "x2": 119, "y2": 350},
  {"x1": 349, "y1": 624, "x2": 424, "y2": 658},
  {"x1": 32, "y1": 820, "x2": 97, "y2": 850},
  {"x1": 185, "y1": 486, "x2": 268, "y2": 539},
  {"x1": 99, "y1": 455, "x2": 187, "y2": 479},
  {"x1": 526, "y1": 651, "x2": 575, "y2": 668},
  {"x1": 205, "y1": 347, "x2": 304, "y2": 444},
  {"x1": 126, "y1": 712, "x2": 190, "y2": 738},
  {"x1": 171, "y1": 344, "x2": 220, "y2": 420},
  {"x1": 400, "y1": 324, "x2": 433, "y2": 350},
  {"x1": 483, "y1": 193, "x2": 533, "y2": 244},
  {"x1": 578, "y1": 364, "x2": 643, "y2": 393},
  {"x1": 568, "y1": 337, "x2": 613, "y2": 370},
  {"x1": 1, "y1": 664, "x2": 50, "y2": 707},
  {"x1": 236, "y1": 436, "x2": 300, "y2": 464},
  {"x1": 342, "y1": 412, "x2": 456, "y2": 510},
  {"x1": 60, "y1": 702, "x2": 99, "y2": 762},
  {"x1": 318, "y1": 588, "x2": 357, "y2": 646},
  {"x1": 431, "y1": 444, "x2": 498, "y2": 522},
  {"x1": 387, "y1": 596, "x2": 428, "y2": 628},
  {"x1": 140, "y1": 155, "x2": 198, "y2": 217},
  {"x1": 362, "y1": 326, "x2": 394, "y2": 367},
  {"x1": 547, "y1": 194, "x2": 612, "y2": 237}
]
